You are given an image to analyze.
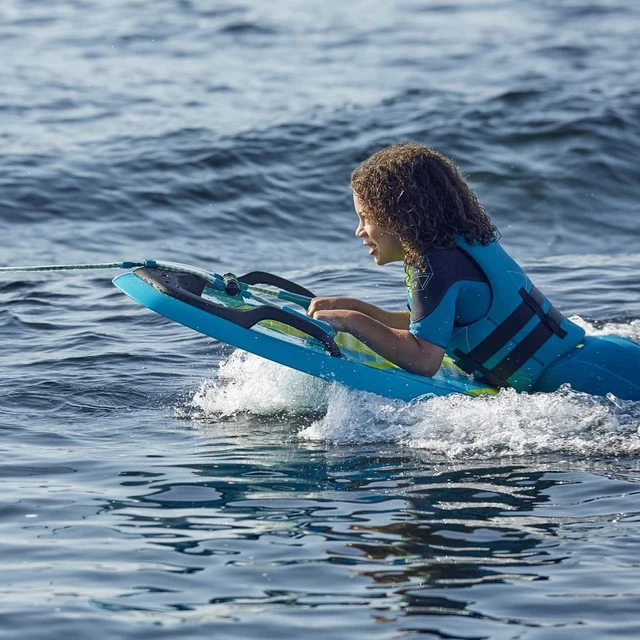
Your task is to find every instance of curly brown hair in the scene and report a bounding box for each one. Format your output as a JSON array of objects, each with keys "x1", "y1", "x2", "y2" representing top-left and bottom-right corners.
[{"x1": 350, "y1": 142, "x2": 499, "y2": 267}]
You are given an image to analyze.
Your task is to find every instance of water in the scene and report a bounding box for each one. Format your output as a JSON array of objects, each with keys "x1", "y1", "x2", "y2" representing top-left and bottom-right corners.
[{"x1": 1, "y1": 0, "x2": 640, "y2": 637}]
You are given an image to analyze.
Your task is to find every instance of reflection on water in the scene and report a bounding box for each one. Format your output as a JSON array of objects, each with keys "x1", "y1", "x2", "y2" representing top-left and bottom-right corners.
[
  {"x1": 2, "y1": 405, "x2": 640, "y2": 638},
  {"x1": 74, "y1": 434, "x2": 640, "y2": 636}
]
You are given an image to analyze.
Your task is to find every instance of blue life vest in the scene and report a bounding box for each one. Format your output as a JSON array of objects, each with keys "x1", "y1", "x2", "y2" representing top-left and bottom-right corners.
[{"x1": 435, "y1": 239, "x2": 585, "y2": 392}]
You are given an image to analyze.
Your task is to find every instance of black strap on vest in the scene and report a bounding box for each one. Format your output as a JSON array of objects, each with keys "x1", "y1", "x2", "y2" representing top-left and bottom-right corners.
[{"x1": 453, "y1": 285, "x2": 567, "y2": 387}]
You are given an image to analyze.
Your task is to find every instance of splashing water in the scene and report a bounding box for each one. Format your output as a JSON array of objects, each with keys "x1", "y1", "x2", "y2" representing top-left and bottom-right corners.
[
  {"x1": 572, "y1": 316, "x2": 640, "y2": 342},
  {"x1": 301, "y1": 385, "x2": 640, "y2": 458},
  {"x1": 190, "y1": 350, "x2": 330, "y2": 417},
  {"x1": 190, "y1": 348, "x2": 640, "y2": 459}
]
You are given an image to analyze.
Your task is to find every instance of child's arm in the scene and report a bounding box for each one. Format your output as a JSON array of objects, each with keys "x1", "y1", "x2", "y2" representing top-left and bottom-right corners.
[
  {"x1": 310, "y1": 309, "x2": 444, "y2": 377},
  {"x1": 308, "y1": 297, "x2": 410, "y2": 330}
]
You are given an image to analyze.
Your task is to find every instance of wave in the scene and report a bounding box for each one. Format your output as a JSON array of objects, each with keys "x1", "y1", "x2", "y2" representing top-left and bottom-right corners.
[{"x1": 187, "y1": 322, "x2": 640, "y2": 459}]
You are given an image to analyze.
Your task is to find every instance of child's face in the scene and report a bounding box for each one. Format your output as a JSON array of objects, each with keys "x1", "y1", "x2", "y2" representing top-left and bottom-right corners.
[{"x1": 353, "y1": 192, "x2": 405, "y2": 266}]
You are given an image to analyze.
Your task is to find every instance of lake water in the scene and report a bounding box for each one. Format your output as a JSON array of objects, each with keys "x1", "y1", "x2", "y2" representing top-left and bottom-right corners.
[{"x1": 1, "y1": 0, "x2": 640, "y2": 638}]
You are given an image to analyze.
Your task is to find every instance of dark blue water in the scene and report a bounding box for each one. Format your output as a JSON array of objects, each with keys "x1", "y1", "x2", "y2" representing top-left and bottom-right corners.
[{"x1": 2, "y1": 1, "x2": 640, "y2": 638}]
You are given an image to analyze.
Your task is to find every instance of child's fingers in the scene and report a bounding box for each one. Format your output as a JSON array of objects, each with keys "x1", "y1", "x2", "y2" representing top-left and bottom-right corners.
[
  {"x1": 308, "y1": 296, "x2": 353, "y2": 317},
  {"x1": 307, "y1": 296, "x2": 334, "y2": 316}
]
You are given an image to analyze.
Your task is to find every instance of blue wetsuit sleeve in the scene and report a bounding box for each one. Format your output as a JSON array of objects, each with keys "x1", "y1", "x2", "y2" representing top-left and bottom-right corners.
[
  {"x1": 409, "y1": 283, "x2": 460, "y2": 349},
  {"x1": 406, "y1": 247, "x2": 490, "y2": 349}
]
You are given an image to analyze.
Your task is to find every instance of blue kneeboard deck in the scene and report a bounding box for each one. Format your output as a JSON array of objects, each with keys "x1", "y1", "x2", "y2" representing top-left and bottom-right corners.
[{"x1": 113, "y1": 266, "x2": 496, "y2": 401}]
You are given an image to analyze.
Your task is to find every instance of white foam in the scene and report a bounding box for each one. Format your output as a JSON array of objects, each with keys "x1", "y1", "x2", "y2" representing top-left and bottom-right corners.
[
  {"x1": 190, "y1": 348, "x2": 640, "y2": 459},
  {"x1": 300, "y1": 385, "x2": 640, "y2": 458},
  {"x1": 571, "y1": 316, "x2": 640, "y2": 342},
  {"x1": 190, "y1": 350, "x2": 329, "y2": 417}
]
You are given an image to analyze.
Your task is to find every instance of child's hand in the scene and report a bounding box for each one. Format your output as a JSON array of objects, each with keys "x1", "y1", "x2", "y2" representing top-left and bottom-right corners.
[
  {"x1": 310, "y1": 309, "x2": 359, "y2": 334},
  {"x1": 307, "y1": 296, "x2": 361, "y2": 317}
]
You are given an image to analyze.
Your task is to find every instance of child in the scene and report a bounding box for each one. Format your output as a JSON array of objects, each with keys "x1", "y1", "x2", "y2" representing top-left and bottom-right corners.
[{"x1": 309, "y1": 143, "x2": 640, "y2": 400}]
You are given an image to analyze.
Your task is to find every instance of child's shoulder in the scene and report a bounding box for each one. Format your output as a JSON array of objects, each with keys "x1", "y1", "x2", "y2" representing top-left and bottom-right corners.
[
  {"x1": 409, "y1": 245, "x2": 485, "y2": 288},
  {"x1": 411, "y1": 245, "x2": 465, "y2": 273}
]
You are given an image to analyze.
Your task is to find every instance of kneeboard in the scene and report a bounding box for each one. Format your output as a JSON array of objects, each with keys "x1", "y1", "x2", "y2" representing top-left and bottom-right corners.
[{"x1": 113, "y1": 266, "x2": 496, "y2": 401}]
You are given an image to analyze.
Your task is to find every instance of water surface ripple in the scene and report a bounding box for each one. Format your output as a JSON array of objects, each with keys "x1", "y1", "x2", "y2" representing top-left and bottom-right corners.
[{"x1": 1, "y1": 0, "x2": 640, "y2": 638}]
